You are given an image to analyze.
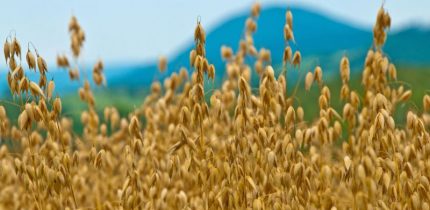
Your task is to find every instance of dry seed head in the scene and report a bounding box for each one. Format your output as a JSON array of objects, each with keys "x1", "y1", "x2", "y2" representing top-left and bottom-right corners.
[
  {"x1": 37, "y1": 55, "x2": 48, "y2": 74},
  {"x1": 129, "y1": 116, "x2": 140, "y2": 136},
  {"x1": 399, "y1": 90, "x2": 412, "y2": 102},
  {"x1": 93, "y1": 71, "x2": 104, "y2": 86},
  {"x1": 259, "y1": 48, "x2": 271, "y2": 62},
  {"x1": 18, "y1": 110, "x2": 29, "y2": 130},
  {"x1": 69, "y1": 15, "x2": 78, "y2": 31},
  {"x1": 29, "y1": 82, "x2": 45, "y2": 99},
  {"x1": 286, "y1": 10, "x2": 293, "y2": 30},
  {"x1": 286, "y1": 106, "x2": 295, "y2": 125},
  {"x1": 305, "y1": 72, "x2": 314, "y2": 91},
  {"x1": 47, "y1": 80, "x2": 55, "y2": 100},
  {"x1": 39, "y1": 74, "x2": 47, "y2": 89},
  {"x1": 268, "y1": 151, "x2": 276, "y2": 167},
  {"x1": 53, "y1": 98, "x2": 62, "y2": 115},
  {"x1": 56, "y1": 54, "x2": 70, "y2": 67},
  {"x1": 350, "y1": 91, "x2": 360, "y2": 107},
  {"x1": 255, "y1": 60, "x2": 263, "y2": 75},
  {"x1": 69, "y1": 68, "x2": 80, "y2": 80},
  {"x1": 221, "y1": 46, "x2": 233, "y2": 60},
  {"x1": 340, "y1": 84, "x2": 350, "y2": 100},
  {"x1": 284, "y1": 24, "x2": 294, "y2": 41},
  {"x1": 283, "y1": 46, "x2": 292, "y2": 64},
  {"x1": 12, "y1": 38, "x2": 21, "y2": 59},
  {"x1": 321, "y1": 86, "x2": 331, "y2": 101},
  {"x1": 424, "y1": 95, "x2": 430, "y2": 112},
  {"x1": 179, "y1": 106, "x2": 191, "y2": 125},
  {"x1": 246, "y1": 18, "x2": 257, "y2": 33},
  {"x1": 239, "y1": 76, "x2": 250, "y2": 97},
  {"x1": 26, "y1": 49, "x2": 36, "y2": 70},
  {"x1": 4, "y1": 39, "x2": 10, "y2": 62},
  {"x1": 343, "y1": 156, "x2": 351, "y2": 171},
  {"x1": 314, "y1": 66, "x2": 323, "y2": 84},
  {"x1": 292, "y1": 51, "x2": 301, "y2": 68},
  {"x1": 375, "y1": 113, "x2": 385, "y2": 129},
  {"x1": 0, "y1": 106, "x2": 6, "y2": 119},
  {"x1": 18, "y1": 77, "x2": 29, "y2": 93},
  {"x1": 388, "y1": 63, "x2": 397, "y2": 80},
  {"x1": 194, "y1": 21, "x2": 206, "y2": 44},
  {"x1": 319, "y1": 95, "x2": 328, "y2": 110},
  {"x1": 189, "y1": 49, "x2": 197, "y2": 67},
  {"x1": 94, "y1": 59, "x2": 104, "y2": 71},
  {"x1": 251, "y1": 2, "x2": 261, "y2": 17},
  {"x1": 0, "y1": 6, "x2": 426, "y2": 210},
  {"x1": 297, "y1": 106, "x2": 304, "y2": 121},
  {"x1": 158, "y1": 56, "x2": 167, "y2": 72},
  {"x1": 340, "y1": 56, "x2": 350, "y2": 83}
]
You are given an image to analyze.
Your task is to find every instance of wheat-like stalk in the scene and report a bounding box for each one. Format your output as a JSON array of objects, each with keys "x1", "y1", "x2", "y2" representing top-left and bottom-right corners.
[{"x1": 0, "y1": 4, "x2": 428, "y2": 210}]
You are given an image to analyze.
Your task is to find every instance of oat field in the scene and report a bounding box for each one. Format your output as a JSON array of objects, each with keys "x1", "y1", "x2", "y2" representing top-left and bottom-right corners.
[{"x1": 1, "y1": 3, "x2": 430, "y2": 210}]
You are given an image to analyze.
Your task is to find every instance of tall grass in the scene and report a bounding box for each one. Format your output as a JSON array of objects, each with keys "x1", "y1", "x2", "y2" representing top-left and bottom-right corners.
[{"x1": 0, "y1": 3, "x2": 429, "y2": 209}]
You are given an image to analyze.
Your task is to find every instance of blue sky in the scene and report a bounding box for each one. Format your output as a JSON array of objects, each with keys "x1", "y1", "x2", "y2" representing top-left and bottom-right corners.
[{"x1": 0, "y1": 0, "x2": 429, "y2": 65}]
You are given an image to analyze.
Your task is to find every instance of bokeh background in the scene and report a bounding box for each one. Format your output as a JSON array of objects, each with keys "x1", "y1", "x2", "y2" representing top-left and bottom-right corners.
[{"x1": 1, "y1": 0, "x2": 429, "y2": 128}]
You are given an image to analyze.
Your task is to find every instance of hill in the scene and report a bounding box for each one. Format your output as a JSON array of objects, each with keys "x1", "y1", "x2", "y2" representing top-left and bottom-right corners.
[
  {"x1": 108, "y1": 6, "x2": 430, "y2": 90},
  {"x1": 1, "y1": 6, "x2": 429, "y2": 93}
]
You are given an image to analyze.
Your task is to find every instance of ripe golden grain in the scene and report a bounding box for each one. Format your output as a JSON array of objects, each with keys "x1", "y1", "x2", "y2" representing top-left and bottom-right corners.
[
  {"x1": 0, "y1": 4, "x2": 428, "y2": 210},
  {"x1": 3, "y1": 39, "x2": 10, "y2": 62},
  {"x1": 292, "y1": 51, "x2": 301, "y2": 67},
  {"x1": 158, "y1": 56, "x2": 167, "y2": 72},
  {"x1": 26, "y1": 49, "x2": 36, "y2": 70},
  {"x1": 29, "y1": 81, "x2": 45, "y2": 99},
  {"x1": 47, "y1": 80, "x2": 55, "y2": 100},
  {"x1": 305, "y1": 71, "x2": 313, "y2": 91},
  {"x1": 286, "y1": 10, "x2": 293, "y2": 29},
  {"x1": 37, "y1": 55, "x2": 48, "y2": 74}
]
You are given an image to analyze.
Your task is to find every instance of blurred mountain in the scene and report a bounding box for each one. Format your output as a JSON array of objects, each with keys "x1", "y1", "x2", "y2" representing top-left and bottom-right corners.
[
  {"x1": 385, "y1": 27, "x2": 430, "y2": 64},
  {"x1": 108, "y1": 6, "x2": 430, "y2": 90},
  {"x1": 1, "y1": 6, "x2": 429, "y2": 94}
]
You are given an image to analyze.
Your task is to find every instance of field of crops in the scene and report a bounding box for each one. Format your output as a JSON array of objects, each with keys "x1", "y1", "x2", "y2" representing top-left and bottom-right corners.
[{"x1": 1, "y1": 2, "x2": 430, "y2": 209}]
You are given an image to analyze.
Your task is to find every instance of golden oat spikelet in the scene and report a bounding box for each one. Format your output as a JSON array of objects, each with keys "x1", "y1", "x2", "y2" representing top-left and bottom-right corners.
[
  {"x1": 29, "y1": 81, "x2": 45, "y2": 99},
  {"x1": 251, "y1": 2, "x2": 261, "y2": 17},
  {"x1": 208, "y1": 64, "x2": 215, "y2": 81},
  {"x1": 69, "y1": 15, "x2": 79, "y2": 31},
  {"x1": 93, "y1": 71, "x2": 104, "y2": 86},
  {"x1": 194, "y1": 20, "x2": 206, "y2": 44},
  {"x1": 37, "y1": 55, "x2": 48, "y2": 74},
  {"x1": 12, "y1": 38, "x2": 21, "y2": 59},
  {"x1": 47, "y1": 80, "x2": 55, "y2": 100},
  {"x1": 18, "y1": 110, "x2": 29, "y2": 130},
  {"x1": 158, "y1": 56, "x2": 167, "y2": 73},
  {"x1": 314, "y1": 66, "x2": 323, "y2": 85},
  {"x1": 26, "y1": 49, "x2": 36, "y2": 70},
  {"x1": 305, "y1": 72, "x2": 314, "y2": 91},
  {"x1": 340, "y1": 56, "x2": 350, "y2": 83},
  {"x1": 284, "y1": 24, "x2": 294, "y2": 41},
  {"x1": 344, "y1": 156, "x2": 351, "y2": 171},
  {"x1": 18, "y1": 77, "x2": 29, "y2": 93},
  {"x1": 388, "y1": 63, "x2": 397, "y2": 80},
  {"x1": 286, "y1": 10, "x2": 293, "y2": 30},
  {"x1": 246, "y1": 18, "x2": 257, "y2": 33},
  {"x1": 53, "y1": 97, "x2": 62, "y2": 115},
  {"x1": 399, "y1": 90, "x2": 412, "y2": 102},
  {"x1": 283, "y1": 46, "x2": 292, "y2": 64},
  {"x1": 189, "y1": 49, "x2": 197, "y2": 67},
  {"x1": 221, "y1": 45, "x2": 233, "y2": 60},
  {"x1": 292, "y1": 51, "x2": 301, "y2": 68},
  {"x1": 259, "y1": 48, "x2": 271, "y2": 62},
  {"x1": 424, "y1": 95, "x2": 430, "y2": 112},
  {"x1": 4, "y1": 39, "x2": 10, "y2": 62}
]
